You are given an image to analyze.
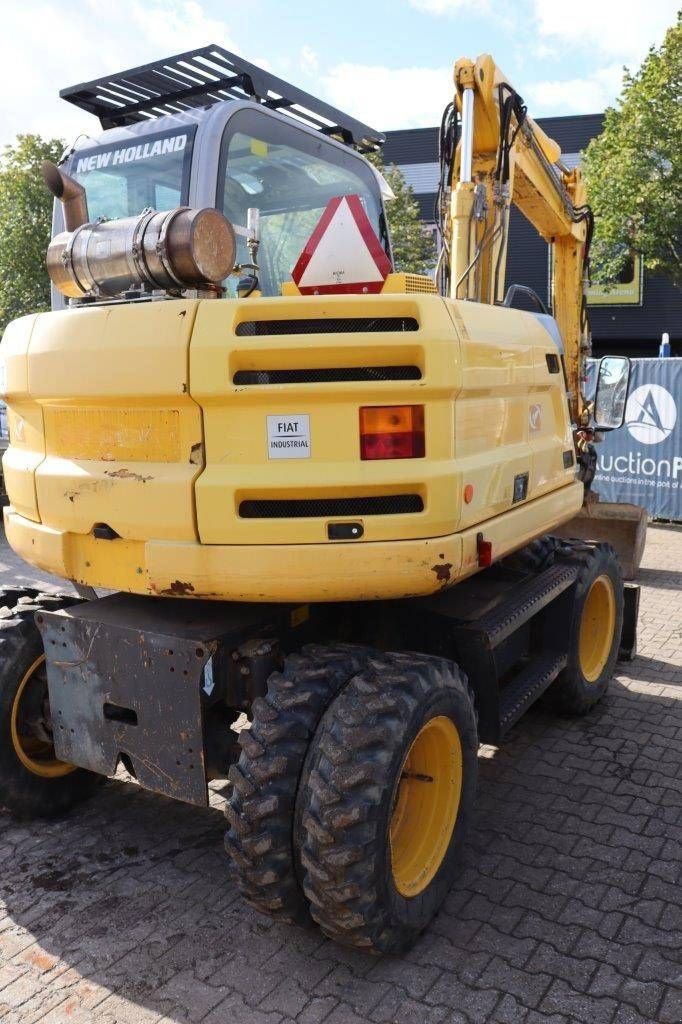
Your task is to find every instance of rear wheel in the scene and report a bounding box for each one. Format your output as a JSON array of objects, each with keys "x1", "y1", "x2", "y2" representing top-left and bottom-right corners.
[
  {"x1": 0, "y1": 592, "x2": 103, "y2": 818},
  {"x1": 299, "y1": 652, "x2": 478, "y2": 953},
  {"x1": 543, "y1": 543, "x2": 623, "y2": 714},
  {"x1": 504, "y1": 534, "x2": 559, "y2": 574},
  {"x1": 224, "y1": 644, "x2": 371, "y2": 924}
]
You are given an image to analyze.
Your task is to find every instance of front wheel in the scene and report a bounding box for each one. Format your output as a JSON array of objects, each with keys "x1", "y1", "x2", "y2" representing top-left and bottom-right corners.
[
  {"x1": 299, "y1": 652, "x2": 478, "y2": 954},
  {"x1": 543, "y1": 542, "x2": 624, "y2": 715},
  {"x1": 0, "y1": 593, "x2": 103, "y2": 818}
]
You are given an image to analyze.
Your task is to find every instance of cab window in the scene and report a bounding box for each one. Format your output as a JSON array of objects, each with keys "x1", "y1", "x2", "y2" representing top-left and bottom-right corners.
[
  {"x1": 217, "y1": 109, "x2": 386, "y2": 296},
  {"x1": 69, "y1": 127, "x2": 195, "y2": 221}
]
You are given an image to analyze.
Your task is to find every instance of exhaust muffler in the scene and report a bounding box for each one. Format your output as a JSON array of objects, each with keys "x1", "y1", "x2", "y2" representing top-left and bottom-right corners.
[{"x1": 43, "y1": 161, "x2": 236, "y2": 299}]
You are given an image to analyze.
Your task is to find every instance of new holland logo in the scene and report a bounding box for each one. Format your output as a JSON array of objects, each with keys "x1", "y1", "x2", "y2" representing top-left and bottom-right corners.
[{"x1": 625, "y1": 384, "x2": 677, "y2": 445}]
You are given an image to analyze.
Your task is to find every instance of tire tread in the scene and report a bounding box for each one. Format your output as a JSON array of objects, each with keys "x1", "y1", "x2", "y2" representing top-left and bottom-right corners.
[{"x1": 224, "y1": 643, "x2": 372, "y2": 924}]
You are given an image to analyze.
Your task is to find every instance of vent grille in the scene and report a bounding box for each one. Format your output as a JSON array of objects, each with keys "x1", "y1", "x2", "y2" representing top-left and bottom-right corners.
[
  {"x1": 402, "y1": 274, "x2": 438, "y2": 294},
  {"x1": 233, "y1": 365, "x2": 421, "y2": 385},
  {"x1": 239, "y1": 495, "x2": 424, "y2": 518},
  {"x1": 235, "y1": 317, "x2": 419, "y2": 337}
]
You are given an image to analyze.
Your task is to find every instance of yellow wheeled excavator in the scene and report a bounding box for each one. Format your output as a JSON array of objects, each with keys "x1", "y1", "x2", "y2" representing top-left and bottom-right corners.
[{"x1": 0, "y1": 46, "x2": 639, "y2": 953}]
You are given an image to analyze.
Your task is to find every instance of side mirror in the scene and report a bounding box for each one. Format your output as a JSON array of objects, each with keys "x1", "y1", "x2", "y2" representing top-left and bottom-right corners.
[{"x1": 593, "y1": 356, "x2": 631, "y2": 430}]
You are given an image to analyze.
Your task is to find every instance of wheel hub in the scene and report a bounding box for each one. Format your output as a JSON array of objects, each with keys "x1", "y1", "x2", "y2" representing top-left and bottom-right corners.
[
  {"x1": 389, "y1": 715, "x2": 463, "y2": 898},
  {"x1": 10, "y1": 655, "x2": 75, "y2": 779},
  {"x1": 578, "y1": 575, "x2": 616, "y2": 682}
]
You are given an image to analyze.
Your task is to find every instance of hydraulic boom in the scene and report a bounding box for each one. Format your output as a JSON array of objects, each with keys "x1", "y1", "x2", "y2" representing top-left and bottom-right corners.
[{"x1": 437, "y1": 54, "x2": 594, "y2": 427}]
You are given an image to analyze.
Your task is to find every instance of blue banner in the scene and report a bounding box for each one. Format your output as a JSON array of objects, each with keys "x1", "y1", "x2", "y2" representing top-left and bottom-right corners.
[{"x1": 588, "y1": 358, "x2": 682, "y2": 520}]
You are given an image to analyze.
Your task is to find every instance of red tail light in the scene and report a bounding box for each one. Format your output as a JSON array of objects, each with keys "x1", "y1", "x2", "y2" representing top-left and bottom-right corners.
[
  {"x1": 477, "y1": 533, "x2": 493, "y2": 568},
  {"x1": 360, "y1": 405, "x2": 425, "y2": 460}
]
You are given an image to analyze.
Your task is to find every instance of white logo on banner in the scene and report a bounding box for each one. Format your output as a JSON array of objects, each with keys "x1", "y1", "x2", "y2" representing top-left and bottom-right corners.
[{"x1": 625, "y1": 384, "x2": 677, "y2": 445}]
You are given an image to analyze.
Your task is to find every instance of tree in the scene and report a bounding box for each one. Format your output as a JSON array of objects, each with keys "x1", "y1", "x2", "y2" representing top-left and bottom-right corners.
[
  {"x1": 368, "y1": 152, "x2": 437, "y2": 276},
  {"x1": 583, "y1": 13, "x2": 681, "y2": 288},
  {"x1": 0, "y1": 135, "x2": 64, "y2": 333}
]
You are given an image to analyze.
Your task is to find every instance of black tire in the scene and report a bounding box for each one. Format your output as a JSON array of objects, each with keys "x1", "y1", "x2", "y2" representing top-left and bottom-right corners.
[
  {"x1": 299, "y1": 652, "x2": 478, "y2": 954},
  {"x1": 224, "y1": 644, "x2": 372, "y2": 924},
  {"x1": 542, "y1": 542, "x2": 623, "y2": 715},
  {"x1": 0, "y1": 590, "x2": 104, "y2": 819},
  {"x1": 504, "y1": 534, "x2": 558, "y2": 574}
]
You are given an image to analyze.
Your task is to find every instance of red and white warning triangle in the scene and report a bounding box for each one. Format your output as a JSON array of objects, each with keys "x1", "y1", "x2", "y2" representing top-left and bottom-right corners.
[{"x1": 291, "y1": 194, "x2": 392, "y2": 295}]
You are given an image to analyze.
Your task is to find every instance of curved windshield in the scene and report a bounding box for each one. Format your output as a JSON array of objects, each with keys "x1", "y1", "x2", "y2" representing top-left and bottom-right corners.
[{"x1": 217, "y1": 109, "x2": 386, "y2": 296}]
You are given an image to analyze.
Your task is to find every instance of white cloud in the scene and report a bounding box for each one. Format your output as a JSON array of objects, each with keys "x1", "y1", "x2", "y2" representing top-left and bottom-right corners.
[
  {"x1": 300, "y1": 45, "x2": 319, "y2": 75},
  {"x1": 122, "y1": 0, "x2": 238, "y2": 58},
  {"x1": 532, "y1": 0, "x2": 677, "y2": 65},
  {"x1": 0, "y1": 1, "x2": 239, "y2": 146},
  {"x1": 531, "y1": 42, "x2": 558, "y2": 61},
  {"x1": 525, "y1": 64, "x2": 625, "y2": 115},
  {"x1": 321, "y1": 63, "x2": 452, "y2": 130}
]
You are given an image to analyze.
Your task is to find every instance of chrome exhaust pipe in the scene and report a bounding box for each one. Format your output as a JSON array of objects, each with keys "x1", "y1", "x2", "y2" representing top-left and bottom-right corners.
[{"x1": 41, "y1": 161, "x2": 89, "y2": 231}]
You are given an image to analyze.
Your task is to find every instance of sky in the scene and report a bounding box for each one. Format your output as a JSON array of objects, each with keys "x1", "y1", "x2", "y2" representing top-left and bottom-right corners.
[{"x1": 0, "y1": 0, "x2": 678, "y2": 148}]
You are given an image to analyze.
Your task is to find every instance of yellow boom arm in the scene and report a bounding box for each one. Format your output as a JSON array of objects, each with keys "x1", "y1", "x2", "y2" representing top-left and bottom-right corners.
[{"x1": 443, "y1": 54, "x2": 592, "y2": 425}]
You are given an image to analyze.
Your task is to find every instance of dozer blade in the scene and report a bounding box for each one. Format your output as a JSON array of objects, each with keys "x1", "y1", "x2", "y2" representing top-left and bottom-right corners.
[{"x1": 553, "y1": 500, "x2": 647, "y2": 580}]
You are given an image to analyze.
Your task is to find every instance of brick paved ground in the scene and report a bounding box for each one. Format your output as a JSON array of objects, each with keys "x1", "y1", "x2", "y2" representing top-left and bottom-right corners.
[{"x1": 0, "y1": 526, "x2": 680, "y2": 1024}]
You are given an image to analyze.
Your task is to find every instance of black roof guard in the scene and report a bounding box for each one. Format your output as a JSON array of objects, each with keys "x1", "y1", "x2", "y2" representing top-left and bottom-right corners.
[{"x1": 60, "y1": 44, "x2": 385, "y2": 153}]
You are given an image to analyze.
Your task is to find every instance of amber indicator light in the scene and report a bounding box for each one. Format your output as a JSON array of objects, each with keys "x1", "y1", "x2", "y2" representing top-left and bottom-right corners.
[{"x1": 359, "y1": 405, "x2": 425, "y2": 460}]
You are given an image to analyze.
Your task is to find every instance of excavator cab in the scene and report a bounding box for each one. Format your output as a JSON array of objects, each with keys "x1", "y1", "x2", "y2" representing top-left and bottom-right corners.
[{"x1": 51, "y1": 45, "x2": 391, "y2": 306}]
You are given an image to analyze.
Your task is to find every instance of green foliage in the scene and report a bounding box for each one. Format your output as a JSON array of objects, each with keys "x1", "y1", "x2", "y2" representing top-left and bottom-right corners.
[
  {"x1": 367, "y1": 151, "x2": 436, "y2": 276},
  {"x1": 0, "y1": 135, "x2": 64, "y2": 333},
  {"x1": 583, "y1": 13, "x2": 681, "y2": 287}
]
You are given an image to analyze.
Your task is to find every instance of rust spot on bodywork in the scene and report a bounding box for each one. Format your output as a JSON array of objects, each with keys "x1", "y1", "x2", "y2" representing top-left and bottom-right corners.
[
  {"x1": 159, "y1": 580, "x2": 196, "y2": 596},
  {"x1": 150, "y1": 581, "x2": 220, "y2": 599},
  {"x1": 431, "y1": 562, "x2": 453, "y2": 583},
  {"x1": 105, "y1": 468, "x2": 153, "y2": 483}
]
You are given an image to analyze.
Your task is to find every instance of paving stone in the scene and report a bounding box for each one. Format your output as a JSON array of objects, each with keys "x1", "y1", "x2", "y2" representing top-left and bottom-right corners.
[
  {"x1": 524, "y1": 1011, "x2": 571, "y2": 1024},
  {"x1": 490, "y1": 993, "x2": 527, "y2": 1023},
  {"x1": 525, "y1": 945, "x2": 598, "y2": 992},
  {"x1": 540, "y1": 979, "x2": 619, "y2": 1024},
  {"x1": 483, "y1": 956, "x2": 552, "y2": 1005},
  {"x1": 469, "y1": 923, "x2": 537, "y2": 969},
  {"x1": 323, "y1": 1004, "x2": 379, "y2": 1024},
  {"x1": 369, "y1": 989, "x2": 451, "y2": 1024},
  {"x1": 204, "y1": 991, "x2": 283, "y2": 1024},
  {"x1": 425, "y1": 974, "x2": 500, "y2": 1019},
  {"x1": 153, "y1": 968, "x2": 231, "y2": 1021},
  {"x1": 514, "y1": 913, "x2": 582, "y2": 955},
  {"x1": 89, "y1": 995, "x2": 163, "y2": 1024},
  {"x1": 367, "y1": 958, "x2": 440, "y2": 1000},
  {"x1": 315, "y1": 967, "x2": 390, "y2": 1015},
  {"x1": 635, "y1": 949, "x2": 680, "y2": 985},
  {"x1": 658, "y1": 986, "x2": 682, "y2": 1024},
  {"x1": 257, "y1": 977, "x2": 309, "y2": 1018},
  {"x1": 296, "y1": 997, "x2": 338, "y2": 1024}
]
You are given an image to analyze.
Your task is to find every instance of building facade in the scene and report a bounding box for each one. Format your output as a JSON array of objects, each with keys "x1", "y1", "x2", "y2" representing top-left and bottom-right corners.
[{"x1": 383, "y1": 115, "x2": 680, "y2": 357}]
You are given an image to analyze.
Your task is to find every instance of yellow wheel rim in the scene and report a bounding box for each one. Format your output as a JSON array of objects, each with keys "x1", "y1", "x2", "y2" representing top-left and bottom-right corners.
[
  {"x1": 578, "y1": 575, "x2": 616, "y2": 683},
  {"x1": 390, "y1": 715, "x2": 462, "y2": 898},
  {"x1": 10, "y1": 655, "x2": 76, "y2": 779}
]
